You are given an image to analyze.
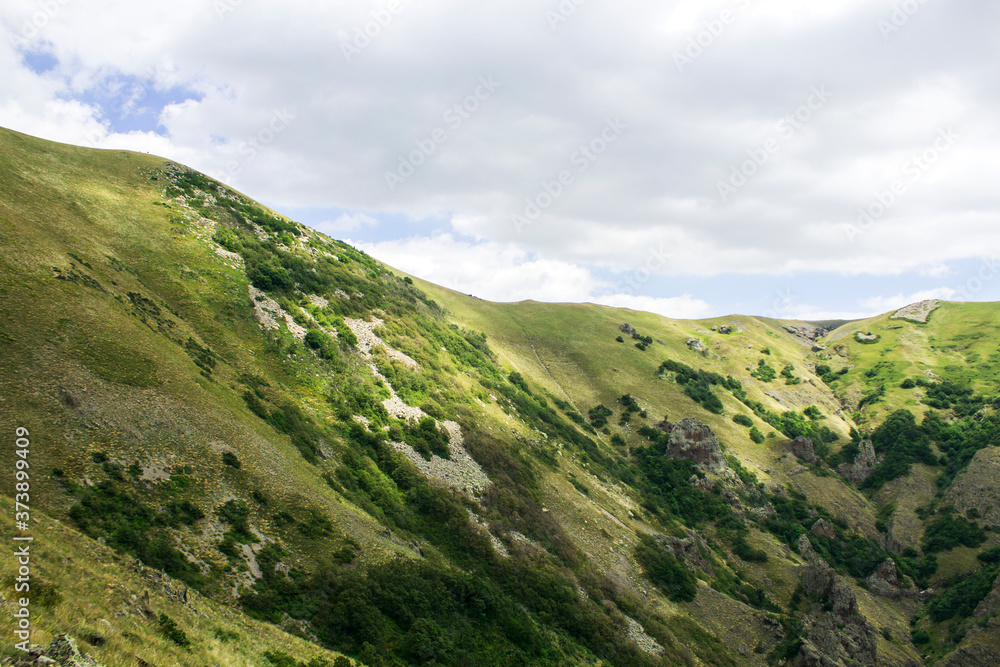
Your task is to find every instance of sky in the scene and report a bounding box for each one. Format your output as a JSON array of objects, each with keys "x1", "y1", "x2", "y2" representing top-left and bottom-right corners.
[{"x1": 2, "y1": 0, "x2": 999, "y2": 320}]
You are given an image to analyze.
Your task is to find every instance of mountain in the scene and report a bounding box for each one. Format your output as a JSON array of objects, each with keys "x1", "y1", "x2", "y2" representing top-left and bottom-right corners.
[{"x1": 1, "y1": 125, "x2": 999, "y2": 667}]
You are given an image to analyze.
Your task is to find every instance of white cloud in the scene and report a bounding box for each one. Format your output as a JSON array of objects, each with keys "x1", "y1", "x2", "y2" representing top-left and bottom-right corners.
[{"x1": 1, "y1": 0, "x2": 999, "y2": 316}]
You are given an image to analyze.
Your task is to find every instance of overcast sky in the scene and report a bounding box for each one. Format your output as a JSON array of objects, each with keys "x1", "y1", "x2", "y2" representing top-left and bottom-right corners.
[{"x1": 3, "y1": 0, "x2": 999, "y2": 320}]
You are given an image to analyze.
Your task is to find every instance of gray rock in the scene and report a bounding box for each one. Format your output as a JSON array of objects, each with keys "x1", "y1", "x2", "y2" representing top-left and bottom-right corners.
[
  {"x1": 810, "y1": 519, "x2": 836, "y2": 540},
  {"x1": 686, "y1": 338, "x2": 709, "y2": 357},
  {"x1": 666, "y1": 418, "x2": 729, "y2": 474},
  {"x1": 866, "y1": 559, "x2": 903, "y2": 598},
  {"x1": 837, "y1": 440, "x2": 880, "y2": 484},
  {"x1": 620, "y1": 322, "x2": 637, "y2": 336},
  {"x1": 791, "y1": 436, "x2": 819, "y2": 464}
]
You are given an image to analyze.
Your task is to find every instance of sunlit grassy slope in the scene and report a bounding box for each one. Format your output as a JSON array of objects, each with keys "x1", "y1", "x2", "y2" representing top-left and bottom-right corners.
[{"x1": 1, "y1": 125, "x2": 998, "y2": 666}]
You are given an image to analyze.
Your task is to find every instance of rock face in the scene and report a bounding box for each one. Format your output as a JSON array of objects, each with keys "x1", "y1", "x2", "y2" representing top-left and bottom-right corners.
[
  {"x1": 890, "y1": 299, "x2": 940, "y2": 323},
  {"x1": 837, "y1": 440, "x2": 879, "y2": 484},
  {"x1": 810, "y1": 519, "x2": 837, "y2": 540},
  {"x1": 686, "y1": 337, "x2": 709, "y2": 357},
  {"x1": 784, "y1": 324, "x2": 838, "y2": 342},
  {"x1": 666, "y1": 418, "x2": 728, "y2": 474},
  {"x1": 655, "y1": 532, "x2": 714, "y2": 576},
  {"x1": 790, "y1": 436, "x2": 819, "y2": 464},
  {"x1": 794, "y1": 540, "x2": 878, "y2": 667},
  {"x1": 866, "y1": 559, "x2": 903, "y2": 598},
  {"x1": 620, "y1": 322, "x2": 637, "y2": 336}
]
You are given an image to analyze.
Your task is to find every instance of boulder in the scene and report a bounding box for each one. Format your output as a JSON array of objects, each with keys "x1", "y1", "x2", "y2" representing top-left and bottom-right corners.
[
  {"x1": 686, "y1": 338, "x2": 709, "y2": 357},
  {"x1": 866, "y1": 559, "x2": 902, "y2": 598},
  {"x1": 655, "y1": 532, "x2": 714, "y2": 576},
  {"x1": 666, "y1": 418, "x2": 728, "y2": 474},
  {"x1": 718, "y1": 325, "x2": 732, "y2": 335},
  {"x1": 810, "y1": 519, "x2": 837, "y2": 540},
  {"x1": 620, "y1": 322, "x2": 637, "y2": 336},
  {"x1": 837, "y1": 440, "x2": 879, "y2": 484},
  {"x1": 791, "y1": 436, "x2": 819, "y2": 464}
]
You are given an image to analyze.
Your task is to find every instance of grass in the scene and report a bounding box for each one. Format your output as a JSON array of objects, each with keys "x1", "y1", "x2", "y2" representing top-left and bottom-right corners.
[{"x1": 3, "y1": 125, "x2": 1000, "y2": 665}]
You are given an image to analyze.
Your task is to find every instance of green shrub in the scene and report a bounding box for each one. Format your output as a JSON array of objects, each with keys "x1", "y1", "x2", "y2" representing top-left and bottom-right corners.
[
  {"x1": 900, "y1": 378, "x2": 916, "y2": 389},
  {"x1": 927, "y1": 565, "x2": 999, "y2": 621},
  {"x1": 158, "y1": 613, "x2": 191, "y2": 647},
  {"x1": 634, "y1": 535, "x2": 697, "y2": 602},
  {"x1": 923, "y1": 514, "x2": 986, "y2": 553},
  {"x1": 732, "y1": 414, "x2": 753, "y2": 427},
  {"x1": 749, "y1": 427, "x2": 764, "y2": 444}
]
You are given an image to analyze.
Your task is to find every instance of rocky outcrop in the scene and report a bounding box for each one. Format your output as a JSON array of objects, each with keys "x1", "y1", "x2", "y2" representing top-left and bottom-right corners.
[
  {"x1": 686, "y1": 337, "x2": 709, "y2": 357},
  {"x1": 666, "y1": 418, "x2": 729, "y2": 475},
  {"x1": 837, "y1": 440, "x2": 880, "y2": 485},
  {"x1": 790, "y1": 436, "x2": 819, "y2": 464},
  {"x1": 717, "y1": 325, "x2": 732, "y2": 334},
  {"x1": 866, "y1": 559, "x2": 904, "y2": 598},
  {"x1": 809, "y1": 519, "x2": 837, "y2": 540},
  {"x1": 794, "y1": 538, "x2": 878, "y2": 667},
  {"x1": 890, "y1": 299, "x2": 940, "y2": 323},
  {"x1": 620, "y1": 322, "x2": 637, "y2": 336},
  {"x1": 784, "y1": 324, "x2": 838, "y2": 343},
  {"x1": 654, "y1": 532, "x2": 714, "y2": 576},
  {"x1": 6, "y1": 634, "x2": 105, "y2": 667}
]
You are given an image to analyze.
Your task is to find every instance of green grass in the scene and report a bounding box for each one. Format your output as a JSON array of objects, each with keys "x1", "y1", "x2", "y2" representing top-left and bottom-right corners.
[{"x1": 1, "y1": 125, "x2": 997, "y2": 666}]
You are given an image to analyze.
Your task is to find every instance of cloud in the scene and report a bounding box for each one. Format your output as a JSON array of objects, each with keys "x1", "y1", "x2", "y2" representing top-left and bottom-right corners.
[
  {"x1": 1, "y1": 0, "x2": 998, "y2": 317},
  {"x1": 351, "y1": 233, "x2": 712, "y2": 318}
]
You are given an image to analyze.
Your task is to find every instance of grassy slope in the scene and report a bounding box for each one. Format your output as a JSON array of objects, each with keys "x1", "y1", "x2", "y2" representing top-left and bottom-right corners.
[
  {"x1": 3, "y1": 126, "x2": 999, "y2": 664},
  {"x1": 0, "y1": 495, "x2": 351, "y2": 666}
]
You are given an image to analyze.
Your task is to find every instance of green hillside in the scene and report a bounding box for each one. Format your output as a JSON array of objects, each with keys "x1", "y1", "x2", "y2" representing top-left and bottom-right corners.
[{"x1": 1, "y1": 126, "x2": 999, "y2": 666}]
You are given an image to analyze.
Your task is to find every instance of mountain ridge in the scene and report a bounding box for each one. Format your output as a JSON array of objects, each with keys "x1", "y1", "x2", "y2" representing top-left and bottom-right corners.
[{"x1": 1, "y1": 125, "x2": 999, "y2": 666}]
